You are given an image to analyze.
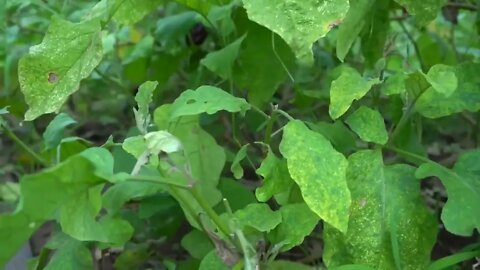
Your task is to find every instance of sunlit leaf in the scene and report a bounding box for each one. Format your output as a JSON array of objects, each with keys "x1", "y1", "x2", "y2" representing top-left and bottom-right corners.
[
  {"x1": 345, "y1": 106, "x2": 388, "y2": 145},
  {"x1": 422, "y1": 64, "x2": 457, "y2": 97},
  {"x1": 242, "y1": 0, "x2": 350, "y2": 64},
  {"x1": 324, "y1": 150, "x2": 438, "y2": 269},
  {"x1": 19, "y1": 18, "x2": 102, "y2": 121},
  {"x1": 279, "y1": 120, "x2": 350, "y2": 233}
]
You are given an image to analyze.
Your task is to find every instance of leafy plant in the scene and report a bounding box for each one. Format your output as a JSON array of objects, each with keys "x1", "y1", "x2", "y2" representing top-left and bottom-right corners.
[{"x1": 1, "y1": 0, "x2": 480, "y2": 269}]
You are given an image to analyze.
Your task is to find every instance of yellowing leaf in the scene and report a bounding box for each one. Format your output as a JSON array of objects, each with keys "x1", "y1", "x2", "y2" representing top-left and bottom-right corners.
[
  {"x1": 19, "y1": 18, "x2": 102, "y2": 121},
  {"x1": 242, "y1": 0, "x2": 350, "y2": 64},
  {"x1": 279, "y1": 120, "x2": 351, "y2": 233}
]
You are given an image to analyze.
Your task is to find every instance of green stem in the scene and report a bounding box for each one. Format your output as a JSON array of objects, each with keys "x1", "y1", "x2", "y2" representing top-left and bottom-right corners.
[
  {"x1": 264, "y1": 110, "x2": 277, "y2": 146},
  {"x1": 398, "y1": 20, "x2": 426, "y2": 71},
  {"x1": 275, "y1": 109, "x2": 294, "y2": 121},
  {"x1": 190, "y1": 187, "x2": 231, "y2": 238},
  {"x1": 126, "y1": 175, "x2": 193, "y2": 189},
  {"x1": 169, "y1": 186, "x2": 203, "y2": 229},
  {"x1": 251, "y1": 105, "x2": 270, "y2": 120},
  {"x1": 2, "y1": 125, "x2": 48, "y2": 166},
  {"x1": 385, "y1": 145, "x2": 432, "y2": 164}
]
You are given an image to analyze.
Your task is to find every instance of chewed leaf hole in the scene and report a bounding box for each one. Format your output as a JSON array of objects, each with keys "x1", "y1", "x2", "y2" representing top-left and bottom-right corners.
[
  {"x1": 48, "y1": 72, "x2": 59, "y2": 83},
  {"x1": 186, "y1": 99, "x2": 196, "y2": 104}
]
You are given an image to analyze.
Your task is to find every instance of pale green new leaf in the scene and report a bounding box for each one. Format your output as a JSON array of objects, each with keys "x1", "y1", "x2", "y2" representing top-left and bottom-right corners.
[
  {"x1": 170, "y1": 85, "x2": 251, "y2": 119},
  {"x1": 393, "y1": 0, "x2": 447, "y2": 25},
  {"x1": 134, "y1": 81, "x2": 158, "y2": 133},
  {"x1": 422, "y1": 64, "x2": 457, "y2": 97},
  {"x1": 345, "y1": 106, "x2": 388, "y2": 145},
  {"x1": 19, "y1": 18, "x2": 102, "y2": 121},
  {"x1": 43, "y1": 113, "x2": 77, "y2": 150},
  {"x1": 242, "y1": 0, "x2": 350, "y2": 64},
  {"x1": 234, "y1": 203, "x2": 281, "y2": 232},
  {"x1": 201, "y1": 35, "x2": 246, "y2": 80},
  {"x1": 336, "y1": 0, "x2": 375, "y2": 61},
  {"x1": 416, "y1": 63, "x2": 480, "y2": 118},
  {"x1": 110, "y1": 0, "x2": 164, "y2": 25},
  {"x1": 268, "y1": 203, "x2": 320, "y2": 251},
  {"x1": 231, "y1": 144, "x2": 248, "y2": 179},
  {"x1": 145, "y1": 130, "x2": 182, "y2": 154},
  {"x1": 329, "y1": 66, "x2": 380, "y2": 119},
  {"x1": 279, "y1": 120, "x2": 350, "y2": 233},
  {"x1": 324, "y1": 150, "x2": 438, "y2": 270},
  {"x1": 415, "y1": 150, "x2": 480, "y2": 236}
]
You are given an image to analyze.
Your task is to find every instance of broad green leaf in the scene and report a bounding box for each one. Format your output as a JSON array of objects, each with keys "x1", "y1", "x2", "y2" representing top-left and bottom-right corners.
[
  {"x1": 345, "y1": 106, "x2": 388, "y2": 145},
  {"x1": 201, "y1": 35, "x2": 246, "y2": 80},
  {"x1": 231, "y1": 144, "x2": 248, "y2": 179},
  {"x1": 59, "y1": 185, "x2": 133, "y2": 244},
  {"x1": 393, "y1": 0, "x2": 447, "y2": 25},
  {"x1": 0, "y1": 156, "x2": 105, "y2": 266},
  {"x1": 122, "y1": 135, "x2": 146, "y2": 159},
  {"x1": 175, "y1": 0, "x2": 213, "y2": 16},
  {"x1": 324, "y1": 150, "x2": 438, "y2": 270},
  {"x1": 336, "y1": 0, "x2": 375, "y2": 61},
  {"x1": 103, "y1": 179, "x2": 163, "y2": 214},
  {"x1": 234, "y1": 203, "x2": 281, "y2": 232},
  {"x1": 255, "y1": 150, "x2": 294, "y2": 202},
  {"x1": 415, "y1": 150, "x2": 480, "y2": 236},
  {"x1": 43, "y1": 113, "x2": 77, "y2": 150},
  {"x1": 329, "y1": 66, "x2": 380, "y2": 119},
  {"x1": 145, "y1": 131, "x2": 182, "y2": 154},
  {"x1": 216, "y1": 178, "x2": 257, "y2": 212},
  {"x1": 416, "y1": 63, "x2": 480, "y2": 118},
  {"x1": 422, "y1": 64, "x2": 457, "y2": 97},
  {"x1": 268, "y1": 203, "x2": 320, "y2": 251},
  {"x1": 110, "y1": 0, "x2": 164, "y2": 25},
  {"x1": 233, "y1": 10, "x2": 295, "y2": 105},
  {"x1": 242, "y1": 0, "x2": 350, "y2": 64},
  {"x1": 181, "y1": 230, "x2": 215, "y2": 259},
  {"x1": 199, "y1": 250, "x2": 229, "y2": 270},
  {"x1": 19, "y1": 18, "x2": 102, "y2": 121},
  {"x1": 134, "y1": 81, "x2": 158, "y2": 133},
  {"x1": 79, "y1": 147, "x2": 115, "y2": 179},
  {"x1": 382, "y1": 73, "x2": 407, "y2": 96},
  {"x1": 154, "y1": 12, "x2": 200, "y2": 51},
  {"x1": 170, "y1": 86, "x2": 250, "y2": 119},
  {"x1": 44, "y1": 233, "x2": 93, "y2": 270},
  {"x1": 279, "y1": 120, "x2": 350, "y2": 233}
]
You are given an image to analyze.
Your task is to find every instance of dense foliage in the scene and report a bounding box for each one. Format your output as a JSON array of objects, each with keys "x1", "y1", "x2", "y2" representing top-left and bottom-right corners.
[{"x1": 1, "y1": 0, "x2": 480, "y2": 269}]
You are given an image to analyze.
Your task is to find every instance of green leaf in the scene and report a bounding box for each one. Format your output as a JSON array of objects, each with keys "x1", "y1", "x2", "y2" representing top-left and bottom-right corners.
[
  {"x1": 110, "y1": 0, "x2": 164, "y2": 25},
  {"x1": 199, "y1": 250, "x2": 229, "y2": 270},
  {"x1": 58, "y1": 184, "x2": 133, "y2": 245},
  {"x1": 345, "y1": 106, "x2": 388, "y2": 145},
  {"x1": 255, "y1": 150, "x2": 294, "y2": 202},
  {"x1": 201, "y1": 35, "x2": 246, "y2": 80},
  {"x1": 181, "y1": 230, "x2": 215, "y2": 259},
  {"x1": 231, "y1": 144, "x2": 248, "y2": 179},
  {"x1": 427, "y1": 249, "x2": 480, "y2": 270},
  {"x1": 43, "y1": 113, "x2": 77, "y2": 150},
  {"x1": 233, "y1": 10, "x2": 295, "y2": 105},
  {"x1": 0, "y1": 156, "x2": 105, "y2": 266},
  {"x1": 122, "y1": 35, "x2": 154, "y2": 65},
  {"x1": 360, "y1": 0, "x2": 390, "y2": 67},
  {"x1": 393, "y1": 0, "x2": 447, "y2": 25},
  {"x1": 266, "y1": 260, "x2": 312, "y2": 270},
  {"x1": 422, "y1": 64, "x2": 457, "y2": 97},
  {"x1": 44, "y1": 233, "x2": 94, "y2": 270},
  {"x1": 279, "y1": 120, "x2": 350, "y2": 233},
  {"x1": 415, "y1": 63, "x2": 480, "y2": 118},
  {"x1": 234, "y1": 203, "x2": 281, "y2": 232},
  {"x1": 323, "y1": 150, "x2": 438, "y2": 270},
  {"x1": 216, "y1": 178, "x2": 257, "y2": 212},
  {"x1": 154, "y1": 12, "x2": 200, "y2": 50},
  {"x1": 308, "y1": 121, "x2": 357, "y2": 154},
  {"x1": 103, "y1": 179, "x2": 163, "y2": 214},
  {"x1": 122, "y1": 135, "x2": 146, "y2": 159},
  {"x1": 336, "y1": 0, "x2": 375, "y2": 61},
  {"x1": 415, "y1": 150, "x2": 480, "y2": 236},
  {"x1": 382, "y1": 73, "x2": 407, "y2": 96},
  {"x1": 170, "y1": 86, "x2": 251, "y2": 119},
  {"x1": 268, "y1": 203, "x2": 320, "y2": 251},
  {"x1": 134, "y1": 81, "x2": 158, "y2": 133},
  {"x1": 18, "y1": 17, "x2": 102, "y2": 121},
  {"x1": 329, "y1": 66, "x2": 380, "y2": 119},
  {"x1": 242, "y1": 0, "x2": 350, "y2": 64},
  {"x1": 145, "y1": 131, "x2": 182, "y2": 154}
]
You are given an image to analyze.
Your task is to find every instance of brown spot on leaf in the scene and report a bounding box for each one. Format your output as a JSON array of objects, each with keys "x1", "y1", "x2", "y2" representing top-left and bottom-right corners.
[{"x1": 48, "y1": 72, "x2": 59, "y2": 83}]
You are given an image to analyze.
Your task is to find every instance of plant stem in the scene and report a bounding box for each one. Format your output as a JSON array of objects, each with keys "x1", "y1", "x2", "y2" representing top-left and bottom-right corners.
[
  {"x1": 385, "y1": 145, "x2": 432, "y2": 164},
  {"x1": 398, "y1": 20, "x2": 426, "y2": 72},
  {"x1": 126, "y1": 175, "x2": 193, "y2": 189},
  {"x1": 2, "y1": 125, "x2": 48, "y2": 166},
  {"x1": 251, "y1": 105, "x2": 270, "y2": 120},
  {"x1": 264, "y1": 109, "x2": 278, "y2": 146},
  {"x1": 190, "y1": 187, "x2": 231, "y2": 238}
]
